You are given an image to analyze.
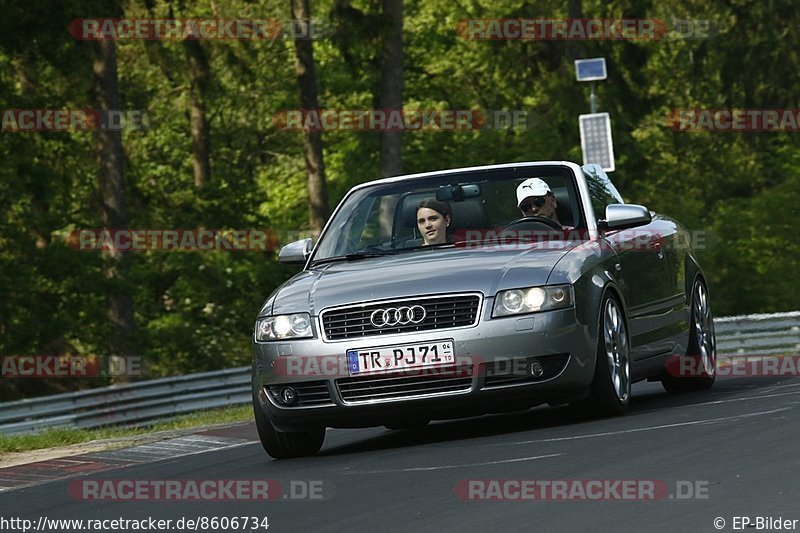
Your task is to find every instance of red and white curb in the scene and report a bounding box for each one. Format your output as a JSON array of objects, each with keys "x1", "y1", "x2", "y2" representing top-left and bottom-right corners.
[{"x1": 0, "y1": 429, "x2": 256, "y2": 493}]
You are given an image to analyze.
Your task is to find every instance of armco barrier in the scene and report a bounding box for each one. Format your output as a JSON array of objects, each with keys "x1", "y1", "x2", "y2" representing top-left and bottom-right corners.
[
  {"x1": 1, "y1": 312, "x2": 798, "y2": 435},
  {"x1": 715, "y1": 311, "x2": 800, "y2": 356},
  {"x1": 0, "y1": 367, "x2": 250, "y2": 435}
]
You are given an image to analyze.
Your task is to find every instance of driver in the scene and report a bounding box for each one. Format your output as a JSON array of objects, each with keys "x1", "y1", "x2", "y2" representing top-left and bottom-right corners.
[{"x1": 515, "y1": 178, "x2": 563, "y2": 226}]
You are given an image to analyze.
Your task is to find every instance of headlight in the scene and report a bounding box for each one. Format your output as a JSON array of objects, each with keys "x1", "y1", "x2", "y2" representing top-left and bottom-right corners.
[
  {"x1": 255, "y1": 313, "x2": 314, "y2": 341},
  {"x1": 493, "y1": 285, "x2": 574, "y2": 317}
]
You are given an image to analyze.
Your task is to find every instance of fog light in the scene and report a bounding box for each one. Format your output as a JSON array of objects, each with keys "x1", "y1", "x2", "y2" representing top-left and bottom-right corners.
[
  {"x1": 528, "y1": 359, "x2": 544, "y2": 378},
  {"x1": 280, "y1": 386, "x2": 298, "y2": 406}
]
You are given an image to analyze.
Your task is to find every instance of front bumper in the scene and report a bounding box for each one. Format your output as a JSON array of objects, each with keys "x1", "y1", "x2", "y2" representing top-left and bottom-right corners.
[{"x1": 253, "y1": 305, "x2": 596, "y2": 431}]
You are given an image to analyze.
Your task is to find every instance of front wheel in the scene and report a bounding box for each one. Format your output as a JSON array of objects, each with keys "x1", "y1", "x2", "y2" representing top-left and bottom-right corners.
[
  {"x1": 574, "y1": 293, "x2": 631, "y2": 417},
  {"x1": 253, "y1": 393, "x2": 325, "y2": 459}
]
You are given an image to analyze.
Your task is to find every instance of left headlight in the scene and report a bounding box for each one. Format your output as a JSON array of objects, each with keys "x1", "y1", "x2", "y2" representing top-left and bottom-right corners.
[
  {"x1": 492, "y1": 285, "x2": 574, "y2": 317},
  {"x1": 255, "y1": 313, "x2": 314, "y2": 341}
]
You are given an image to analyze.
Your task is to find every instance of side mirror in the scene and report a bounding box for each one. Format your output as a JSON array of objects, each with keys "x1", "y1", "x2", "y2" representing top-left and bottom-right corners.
[
  {"x1": 599, "y1": 204, "x2": 652, "y2": 230},
  {"x1": 278, "y1": 238, "x2": 312, "y2": 265}
]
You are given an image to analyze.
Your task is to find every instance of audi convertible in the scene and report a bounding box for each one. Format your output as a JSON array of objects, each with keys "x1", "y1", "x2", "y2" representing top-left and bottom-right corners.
[{"x1": 252, "y1": 162, "x2": 716, "y2": 458}]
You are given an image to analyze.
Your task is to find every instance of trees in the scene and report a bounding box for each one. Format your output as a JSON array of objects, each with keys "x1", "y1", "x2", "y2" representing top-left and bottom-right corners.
[
  {"x1": 378, "y1": 0, "x2": 404, "y2": 178},
  {"x1": 92, "y1": 38, "x2": 137, "y2": 367},
  {"x1": 290, "y1": 0, "x2": 329, "y2": 232},
  {"x1": 184, "y1": 38, "x2": 212, "y2": 189},
  {"x1": 0, "y1": 0, "x2": 798, "y2": 400}
]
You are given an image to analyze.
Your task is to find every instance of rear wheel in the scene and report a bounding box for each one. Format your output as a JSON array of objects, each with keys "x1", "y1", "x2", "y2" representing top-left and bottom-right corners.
[
  {"x1": 574, "y1": 293, "x2": 631, "y2": 417},
  {"x1": 253, "y1": 392, "x2": 325, "y2": 459},
  {"x1": 662, "y1": 279, "x2": 716, "y2": 393}
]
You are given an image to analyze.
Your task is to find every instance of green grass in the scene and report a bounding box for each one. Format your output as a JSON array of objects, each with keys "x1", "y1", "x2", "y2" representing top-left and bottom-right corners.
[{"x1": 0, "y1": 405, "x2": 253, "y2": 453}]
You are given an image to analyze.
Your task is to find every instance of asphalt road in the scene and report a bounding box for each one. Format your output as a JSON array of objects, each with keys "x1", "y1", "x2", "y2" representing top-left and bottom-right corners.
[{"x1": 2, "y1": 377, "x2": 800, "y2": 533}]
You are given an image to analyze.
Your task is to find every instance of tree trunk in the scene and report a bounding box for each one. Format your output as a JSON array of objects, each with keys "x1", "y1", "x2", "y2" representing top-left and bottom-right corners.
[
  {"x1": 291, "y1": 0, "x2": 329, "y2": 232},
  {"x1": 93, "y1": 39, "x2": 136, "y2": 373},
  {"x1": 566, "y1": 0, "x2": 584, "y2": 61},
  {"x1": 184, "y1": 38, "x2": 211, "y2": 189},
  {"x1": 379, "y1": 0, "x2": 404, "y2": 178}
]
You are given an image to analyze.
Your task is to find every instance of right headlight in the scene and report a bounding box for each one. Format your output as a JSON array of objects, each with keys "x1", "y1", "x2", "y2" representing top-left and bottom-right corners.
[
  {"x1": 255, "y1": 313, "x2": 314, "y2": 341},
  {"x1": 492, "y1": 285, "x2": 574, "y2": 317}
]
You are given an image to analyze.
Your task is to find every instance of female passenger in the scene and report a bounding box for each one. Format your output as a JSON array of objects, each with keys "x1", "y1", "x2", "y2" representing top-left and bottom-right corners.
[{"x1": 416, "y1": 199, "x2": 451, "y2": 245}]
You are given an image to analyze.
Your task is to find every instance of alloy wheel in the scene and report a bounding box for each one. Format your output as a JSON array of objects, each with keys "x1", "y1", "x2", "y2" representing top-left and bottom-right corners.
[{"x1": 603, "y1": 298, "x2": 630, "y2": 403}]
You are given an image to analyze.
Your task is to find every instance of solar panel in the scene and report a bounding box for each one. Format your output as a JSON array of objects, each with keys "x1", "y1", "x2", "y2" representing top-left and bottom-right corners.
[{"x1": 579, "y1": 113, "x2": 615, "y2": 172}]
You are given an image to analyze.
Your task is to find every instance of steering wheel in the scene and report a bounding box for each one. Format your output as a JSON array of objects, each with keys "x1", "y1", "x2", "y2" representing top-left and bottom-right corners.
[
  {"x1": 503, "y1": 216, "x2": 564, "y2": 232},
  {"x1": 496, "y1": 216, "x2": 564, "y2": 244}
]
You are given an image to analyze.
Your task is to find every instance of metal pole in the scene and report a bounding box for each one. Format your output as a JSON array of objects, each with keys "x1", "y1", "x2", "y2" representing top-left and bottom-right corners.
[{"x1": 590, "y1": 82, "x2": 597, "y2": 114}]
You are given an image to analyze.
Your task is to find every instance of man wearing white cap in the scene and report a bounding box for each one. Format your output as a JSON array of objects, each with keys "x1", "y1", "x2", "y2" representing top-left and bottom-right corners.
[{"x1": 515, "y1": 177, "x2": 563, "y2": 226}]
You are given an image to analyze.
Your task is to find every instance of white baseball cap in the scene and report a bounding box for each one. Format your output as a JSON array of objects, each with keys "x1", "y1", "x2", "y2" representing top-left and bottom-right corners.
[{"x1": 516, "y1": 178, "x2": 551, "y2": 207}]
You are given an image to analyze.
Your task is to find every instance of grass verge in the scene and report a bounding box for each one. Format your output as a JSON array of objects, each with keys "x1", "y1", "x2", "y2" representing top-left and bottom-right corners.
[{"x1": 0, "y1": 404, "x2": 252, "y2": 453}]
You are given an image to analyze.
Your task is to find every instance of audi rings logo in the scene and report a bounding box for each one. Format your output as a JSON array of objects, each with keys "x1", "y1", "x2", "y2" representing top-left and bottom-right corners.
[{"x1": 370, "y1": 305, "x2": 427, "y2": 328}]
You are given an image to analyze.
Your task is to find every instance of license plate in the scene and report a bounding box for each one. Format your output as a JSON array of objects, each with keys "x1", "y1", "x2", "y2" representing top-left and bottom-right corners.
[{"x1": 347, "y1": 340, "x2": 455, "y2": 375}]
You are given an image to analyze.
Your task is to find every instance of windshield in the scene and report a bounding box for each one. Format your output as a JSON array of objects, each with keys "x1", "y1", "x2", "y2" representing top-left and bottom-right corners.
[{"x1": 311, "y1": 165, "x2": 585, "y2": 262}]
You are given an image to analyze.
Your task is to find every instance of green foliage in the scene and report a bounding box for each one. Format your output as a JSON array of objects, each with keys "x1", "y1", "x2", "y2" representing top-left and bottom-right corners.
[{"x1": 1, "y1": 0, "x2": 798, "y2": 400}]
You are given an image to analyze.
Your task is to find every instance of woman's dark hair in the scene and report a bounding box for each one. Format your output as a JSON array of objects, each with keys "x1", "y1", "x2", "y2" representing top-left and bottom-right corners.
[{"x1": 416, "y1": 198, "x2": 451, "y2": 219}]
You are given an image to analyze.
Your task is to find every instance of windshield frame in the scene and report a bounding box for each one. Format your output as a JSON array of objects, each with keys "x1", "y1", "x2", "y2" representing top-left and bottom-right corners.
[{"x1": 306, "y1": 162, "x2": 588, "y2": 268}]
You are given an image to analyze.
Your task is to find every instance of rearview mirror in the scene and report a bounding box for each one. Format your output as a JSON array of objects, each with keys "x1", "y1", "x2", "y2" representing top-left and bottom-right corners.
[
  {"x1": 436, "y1": 183, "x2": 481, "y2": 201},
  {"x1": 600, "y1": 204, "x2": 651, "y2": 230},
  {"x1": 278, "y1": 238, "x2": 312, "y2": 265}
]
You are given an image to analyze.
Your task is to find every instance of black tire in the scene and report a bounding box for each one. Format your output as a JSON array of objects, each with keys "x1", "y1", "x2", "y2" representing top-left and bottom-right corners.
[
  {"x1": 662, "y1": 279, "x2": 716, "y2": 393},
  {"x1": 252, "y1": 393, "x2": 325, "y2": 459},
  {"x1": 575, "y1": 292, "x2": 631, "y2": 417}
]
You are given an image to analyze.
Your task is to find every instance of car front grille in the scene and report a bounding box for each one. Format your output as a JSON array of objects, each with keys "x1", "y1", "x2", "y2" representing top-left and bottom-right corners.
[
  {"x1": 336, "y1": 366, "x2": 474, "y2": 403},
  {"x1": 321, "y1": 294, "x2": 481, "y2": 341}
]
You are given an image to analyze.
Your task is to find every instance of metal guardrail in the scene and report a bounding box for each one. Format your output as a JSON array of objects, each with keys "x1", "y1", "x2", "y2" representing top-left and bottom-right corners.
[
  {"x1": 715, "y1": 311, "x2": 800, "y2": 356},
  {"x1": 0, "y1": 367, "x2": 250, "y2": 436},
  {"x1": 1, "y1": 312, "x2": 799, "y2": 435}
]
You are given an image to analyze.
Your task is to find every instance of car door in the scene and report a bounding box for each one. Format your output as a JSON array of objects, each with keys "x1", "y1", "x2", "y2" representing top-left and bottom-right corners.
[{"x1": 583, "y1": 167, "x2": 675, "y2": 359}]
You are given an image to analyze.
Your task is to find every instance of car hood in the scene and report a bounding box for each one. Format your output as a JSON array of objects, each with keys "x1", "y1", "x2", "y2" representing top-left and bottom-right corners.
[{"x1": 269, "y1": 243, "x2": 579, "y2": 315}]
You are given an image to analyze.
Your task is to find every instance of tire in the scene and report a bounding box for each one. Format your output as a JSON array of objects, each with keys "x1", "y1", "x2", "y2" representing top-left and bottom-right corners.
[
  {"x1": 662, "y1": 279, "x2": 716, "y2": 393},
  {"x1": 252, "y1": 392, "x2": 325, "y2": 459},
  {"x1": 575, "y1": 292, "x2": 631, "y2": 417}
]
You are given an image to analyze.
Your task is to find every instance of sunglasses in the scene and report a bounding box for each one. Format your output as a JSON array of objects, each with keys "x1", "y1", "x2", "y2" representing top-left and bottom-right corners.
[{"x1": 519, "y1": 196, "x2": 548, "y2": 212}]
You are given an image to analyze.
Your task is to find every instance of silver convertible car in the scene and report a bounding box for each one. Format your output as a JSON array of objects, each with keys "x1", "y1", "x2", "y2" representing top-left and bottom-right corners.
[{"x1": 252, "y1": 162, "x2": 716, "y2": 458}]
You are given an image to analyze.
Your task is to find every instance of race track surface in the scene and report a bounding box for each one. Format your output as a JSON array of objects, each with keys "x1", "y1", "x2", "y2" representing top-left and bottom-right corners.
[{"x1": 2, "y1": 377, "x2": 799, "y2": 533}]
